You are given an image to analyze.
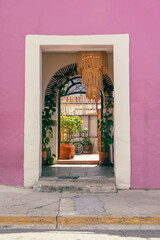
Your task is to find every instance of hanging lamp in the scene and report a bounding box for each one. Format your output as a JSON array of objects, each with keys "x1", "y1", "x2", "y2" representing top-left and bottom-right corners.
[{"x1": 77, "y1": 51, "x2": 108, "y2": 100}]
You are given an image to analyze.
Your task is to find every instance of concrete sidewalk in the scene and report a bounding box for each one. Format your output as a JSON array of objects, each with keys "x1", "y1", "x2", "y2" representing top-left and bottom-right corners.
[{"x1": 0, "y1": 186, "x2": 160, "y2": 228}]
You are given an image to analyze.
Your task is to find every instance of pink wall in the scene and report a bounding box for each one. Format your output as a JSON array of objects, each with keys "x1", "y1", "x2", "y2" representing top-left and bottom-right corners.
[{"x1": 0, "y1": 0, "x2": 160, "y2": 188}]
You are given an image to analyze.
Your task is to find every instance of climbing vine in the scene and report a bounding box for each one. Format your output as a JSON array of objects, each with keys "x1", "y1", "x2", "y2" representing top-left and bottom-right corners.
[{"x1": 42, "y1": 102, "x2": 56, "y2": 150}]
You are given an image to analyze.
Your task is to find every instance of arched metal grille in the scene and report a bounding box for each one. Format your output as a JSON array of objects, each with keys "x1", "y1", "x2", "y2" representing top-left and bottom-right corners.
[
  {"x1": 45, "y1": 63, "x2": 113, "y2": 106},
  {"x1": 62, "y1": 77, "x2": 87, "y2": 96}
]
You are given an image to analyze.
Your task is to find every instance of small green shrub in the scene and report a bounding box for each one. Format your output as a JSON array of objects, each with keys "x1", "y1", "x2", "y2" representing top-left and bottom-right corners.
[
  {"x1": 60, "y1": 115, "x2": 83, "y2": 142},
  {"x1": 80, "y1": 128, "x2": 92, "y2": 146}
]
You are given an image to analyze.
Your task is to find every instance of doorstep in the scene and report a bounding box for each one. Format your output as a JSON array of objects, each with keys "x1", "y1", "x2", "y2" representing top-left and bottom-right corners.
[
  {"x1": 34, "y1": 177, "x2": 117, "y2": 193},
  {"x1": 57, "y1": 159, "x2": 99, "y2": 164}
]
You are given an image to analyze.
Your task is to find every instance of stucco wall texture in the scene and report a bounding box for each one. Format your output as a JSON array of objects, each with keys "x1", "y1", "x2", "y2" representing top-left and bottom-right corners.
[{"x1": 0, "y1": 0, "x2": 160, "y2": 188}]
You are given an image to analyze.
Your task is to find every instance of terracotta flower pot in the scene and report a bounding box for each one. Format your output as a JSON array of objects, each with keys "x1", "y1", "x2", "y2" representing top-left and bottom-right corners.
[
  {"x1": 42, "y1": 150, "x2": 47, "y2": 164},
  {"x1": 60, "y1": 143, "x2": 72, "y2": 159},
  {"x1": 84, "y1": 145, "x2": 93, "y2": 154},
  {"x1": 71, "y1": 145, "x2": 75, "y2": 158},
  {"x1": 99, "y1": 151, "x2": 109, "y2": 166}
]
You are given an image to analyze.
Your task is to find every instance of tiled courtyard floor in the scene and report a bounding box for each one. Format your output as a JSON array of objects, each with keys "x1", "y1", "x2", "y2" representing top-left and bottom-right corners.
[{"x1": 42, "y1": 163, "x2": 114, "y2": 180}]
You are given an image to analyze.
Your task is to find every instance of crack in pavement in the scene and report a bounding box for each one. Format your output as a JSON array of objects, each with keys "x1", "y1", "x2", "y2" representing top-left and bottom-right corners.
[
  {"x1": 55, "y1": 197, "x2": 62, "y2": 229},
  {"x1": 0, "y1": 200, "x2": 36, "y2": 208},
  {"x1": 27, "y1": 200, "x2": 58, "y2": 215}
]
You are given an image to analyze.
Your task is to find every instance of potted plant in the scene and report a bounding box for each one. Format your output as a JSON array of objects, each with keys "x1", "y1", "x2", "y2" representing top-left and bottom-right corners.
[
  {"x1": 42, "y1": 103, "x2": 56, "y2": 164},
  {"x1": 98, "y1": 102, "x2": 114, "y2": 165},
  {"x1": 60, "y1": 115, "x2": 83, "y2": 159},
  {"x1": 80, "y1": 128, "x2": 93, "y2": 154},
  {"x1": 46, "y1": 153, "x2": 56, "y2": 165}
]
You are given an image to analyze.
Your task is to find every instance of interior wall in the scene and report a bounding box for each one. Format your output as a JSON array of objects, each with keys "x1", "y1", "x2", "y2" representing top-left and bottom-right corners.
[
  {"x1": 107, "y1": 53, "x2": 114, "y2": 83},
  {"x1": 42, "y1": 52, "x2": 78, "y2": 107}
]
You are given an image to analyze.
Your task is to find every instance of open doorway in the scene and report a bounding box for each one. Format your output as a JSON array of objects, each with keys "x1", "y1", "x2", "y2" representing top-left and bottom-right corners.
[{"x1": 24, "y1": 34, "x2": 130, "y2": 189}]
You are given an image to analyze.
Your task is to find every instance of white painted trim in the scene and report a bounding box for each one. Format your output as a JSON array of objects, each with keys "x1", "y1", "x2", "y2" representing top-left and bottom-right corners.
[{"x1": 24, "y1": 34, "x2": 130, "y2": 189}]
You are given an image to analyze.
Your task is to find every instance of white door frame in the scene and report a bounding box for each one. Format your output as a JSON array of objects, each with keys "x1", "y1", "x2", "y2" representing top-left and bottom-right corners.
[{"x1": 24, "y1": 34, "x2": 130, "y2": 189}]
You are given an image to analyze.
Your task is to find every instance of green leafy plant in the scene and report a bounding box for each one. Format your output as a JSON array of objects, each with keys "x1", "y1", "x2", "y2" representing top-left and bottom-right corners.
[
  {"x1": 47, "y1": 153, "x2": 56, "y2": 165},
  {"x1": 42, "y1": 103, "x2": 56, "y2": 150},
  {"x1": 80, "y1": 128, "x2": 92, "y2": 146},
  {"x1": 82, "y1": 137, "x2": 92, "y2": 146},
  {"x1": 60, "y1": 140, "x2": 72, "y2": 143},
  {"x1": 98, "y1": 102, "x2": 114, "y2": 152},
  {"x1": 80, "y1": 128, "x2": 88, "y2": 136},
  {"x1": 60, "y1": 115, "x2": 83, "y2": 142}
]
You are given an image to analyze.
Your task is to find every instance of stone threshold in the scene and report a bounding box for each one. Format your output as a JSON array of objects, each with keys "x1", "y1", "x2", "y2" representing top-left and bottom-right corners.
[
  {"x1": 34, "y1": 179, "x2": 117, "y2": 193},
  {"x1": 57, "y1": 159, "x2": 99, "y2": 164}
]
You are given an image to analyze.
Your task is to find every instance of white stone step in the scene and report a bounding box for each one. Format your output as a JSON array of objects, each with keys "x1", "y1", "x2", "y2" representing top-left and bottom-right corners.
[{"x1": 33, "y1": 180, "x2": 117, "y2": 193}]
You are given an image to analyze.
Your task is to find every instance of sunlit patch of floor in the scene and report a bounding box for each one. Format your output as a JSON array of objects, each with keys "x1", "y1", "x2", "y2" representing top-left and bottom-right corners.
[{"x1": 50, "y1": 164, "x2": 98, "y2": 168}]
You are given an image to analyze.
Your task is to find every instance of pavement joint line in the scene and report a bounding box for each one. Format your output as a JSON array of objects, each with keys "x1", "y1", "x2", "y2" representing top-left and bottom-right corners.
[
  {"x1": 56, "y1": 216, "x2": 58, "y2": 229},
  {"x1": 1, "y1": 216, "x2": 160, "y2": 226}
]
